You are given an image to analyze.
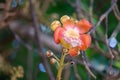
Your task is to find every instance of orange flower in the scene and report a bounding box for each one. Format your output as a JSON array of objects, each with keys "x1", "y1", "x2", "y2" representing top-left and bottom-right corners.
[{"x1": 51, "y1": 15, "x2": 92, "y2": 56}]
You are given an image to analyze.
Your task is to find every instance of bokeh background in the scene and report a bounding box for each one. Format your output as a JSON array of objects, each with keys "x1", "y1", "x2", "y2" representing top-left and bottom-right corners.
[{"x1": 0, "y1": 0, "x2": 120, "y2": 80}]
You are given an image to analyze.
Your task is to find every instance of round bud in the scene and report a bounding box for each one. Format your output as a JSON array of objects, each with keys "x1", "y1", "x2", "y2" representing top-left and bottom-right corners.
[
  {"x1": 51, "y1": 20, "x2": 61, "y2": 31},
  {"x1": 50, "y1": 58, "x2": 57, "y2": 64},
  {"x1": 46, "y1": 50, "x2": 53, "y2": 57},
  {"x1": 60, "y1": 15, "x2": 70, "y2": 24}
]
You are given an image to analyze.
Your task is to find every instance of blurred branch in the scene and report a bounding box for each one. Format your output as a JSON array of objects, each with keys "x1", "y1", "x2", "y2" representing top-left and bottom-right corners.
[
  {"x1": 9, "y1": 21, "x2": 62, "y2": 52},
  {"x1": 0, "y1": 3, "x2": 5, "y2": 9},
  {"x1": 0, "y1": 0, "x2": 16, "y2": 28},
  {"x1": 112, "y1": 0, "x2": 120, "y2": 21},
  {"x1": 26, "y1": 49, "x2": 33, "y2": 80},
  {"x1": 81, "y1": 51, "x2": 96, "y2": 79},
  {"x1": 66, "y1": 0, "x2": 88, "y2": 19},
  {"x1": 88, "y1": 0, "x2": 118, "y2": 34},
  {"x1": 75, "y1": 0, "x2": 81, "y2": 20},
  {"x1": 73, "y1": 64, "x2": 81, "y2": 80},
  {"x1": 91, "y1": 30, "x2": 112, "y2": 58},
  {"x1": 13, "y1": 32, "x2": 34, "y2": 51},
  {"x1": 63, "y1": 66, "x2": 70, "y2": 80},
  {"x1": 29, "y1": 0, "x2": 55, "y2": 80},
  {"x1": 110, "y1": 22, "x2": 120, "y2": 38},
  {"x1": 89, "y1": 0, "x2": 94, "y2": 23},
  {"x1": 104, "y1": 16, "x2": 114, "y2": 79},
  {"x1": 104, "y1": 16, "x2": 114, "y2": 59}
]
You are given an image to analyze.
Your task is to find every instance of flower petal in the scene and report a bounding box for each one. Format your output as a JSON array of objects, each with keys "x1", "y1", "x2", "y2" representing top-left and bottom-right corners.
[
  {"x1": 62, "y1": 19, "x2": 75, "y2": 28},
  {"x1": 68, "y1": 47, "x2": 79, "y2": 56},
  {"x1": 54, "y1": 27, "x2": 63, "y2": 44},
  {"x1": 79, "y1": 34, "x2": 91, "y2": 50},
  {"x1": 76, "y1": 19, "x2": 92, "y2": 33}
]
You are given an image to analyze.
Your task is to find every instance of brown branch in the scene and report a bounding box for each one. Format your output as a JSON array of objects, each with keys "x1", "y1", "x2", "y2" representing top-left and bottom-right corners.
[
  {"x1": 9, "y1": 21, "x2": 62, "y2": 53},
  {"x1": 63, "y1": 66, "x2": 70, "y2": 80},
  {"x1": 2, "y1": 0, "x2": 12, "y2": 20},
  {"x1": 75, "y1": 0, "x2": 81, "y2": 20},
  {"x1": 110, "y1": 22, "x2": 120, "y2": 38},
  {"x1": 89, "y1": 0, "x2": 94, "y2": 23},
  {"x1": 67, "y1": 0, "x2": 88, "y2": 19},
  {"x1": 73, "y1": 64, "x2": 81, "y2": 80},
  {"x1": 29, "y1": 0, "x2": 55, "y2": 80},
  {"x1": 91, "y1": 30, "x2": 112, "y2": 59},
  {"x1": 112, "y1": 0, "x2": 120, "y2": 21},
  {"x1": 0, "y1": 3, "x2": 5, "y2": 9},
  {"x1": 81, "y1": 51, "x2": 96, "y2": 79},
  {"x1": 10, "y1": 31, "x2": 37, "y2": 54},
  {"x1": 26, "y1": 49, "x2": 33, "y2": 80},
  {"x1": 104, "y1": 16, "x2": 114, "y2": 79},
  {"x1": 0, "y1": 0, "x2": 16, "y2": 29},
  {"x1": 88, "y1": 0, "x2": 118, "y2": 34}
]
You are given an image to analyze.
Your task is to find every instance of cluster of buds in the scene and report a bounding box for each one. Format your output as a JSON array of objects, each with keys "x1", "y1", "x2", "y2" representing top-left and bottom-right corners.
[
  {"x1": 46, "y1": 50, "x2": 57, "y2": 64},
  {"x1": 50, "y1": 58, "x2": 57, "y2": 64},
  {"x1": 46, "y1": 50, "x2": 53, "y2": 57}
]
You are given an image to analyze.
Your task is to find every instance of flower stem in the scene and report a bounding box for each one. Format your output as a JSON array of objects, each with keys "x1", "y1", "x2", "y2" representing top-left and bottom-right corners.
[
  {"x1": 53, "y1": 54, "x2": 60, "y2": 62},
  {"x1": 56, "y1": 52, "x2": 67, "y2": 80}
]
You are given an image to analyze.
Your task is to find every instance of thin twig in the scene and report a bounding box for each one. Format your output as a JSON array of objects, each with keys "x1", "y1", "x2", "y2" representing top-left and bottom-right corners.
[
  {"x1": 91, "y1": 30, "x2": 111, "y2": 58},
  {"x1": 26, "y1": 48, "x2": 33, "y2": 80},
  {"x1": 73, "y1": 64, "x2": 81, "y2": 80},
  {"x1": 104, "y1": 16, "x2": 114, "y2": 79},
  {"x1": 104, "y1": 16, "x2": 114, "y2": 59},
  {"x1": 89, "y1": 0, "x2": 94, "y2": 23},
  {"x1": 88, "y1": 0, "x2": 118, "y2": 34},
  {"x1": 75, "y1": 0, "x2": 81, "y2": 20},
  {"x1": 11, "y1": 32, "x2": 33, "y2": 51},
  {"x1": 81, "y1": 51, "x2": 96, "y2": 79},
  {"x1": 112, "y1": 0, "x2": 120, "y2": 21},
  {"x1": 67, "y1": 0, "x2": 88, "y2": 19},
  {"x1": 110, "y1": 22, "x2": 120, "y2": 38},
  {"x1": 29, "y1": 0, "x2": 55, "y2": 80}
]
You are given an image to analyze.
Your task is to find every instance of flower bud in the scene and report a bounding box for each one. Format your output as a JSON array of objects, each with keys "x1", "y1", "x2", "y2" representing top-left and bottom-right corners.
[
  {"x1": 60, "y1": 15, "x2": 70, "y2": 24},
  {"x1": 46, "y1": 50, "x2": 53, "y2": 57},
  {"x1": 50, "y1": 58, "x2": 57, "y2": 64},
  {"x1": 51, "y1": 20, "x2": 61, "y2": 31}
]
